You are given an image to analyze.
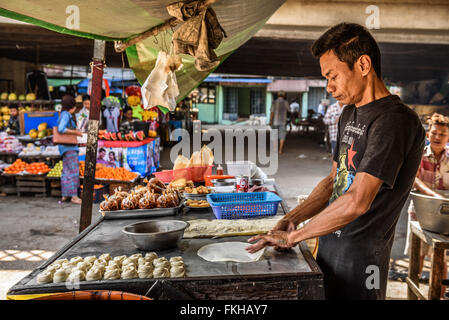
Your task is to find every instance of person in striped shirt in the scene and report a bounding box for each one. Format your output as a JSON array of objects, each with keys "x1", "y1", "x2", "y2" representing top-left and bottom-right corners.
[
  {"x1": 405, "y1": 113, "x2": 449, "y2": 293},
  {"x1": 323, "y1": 101, "x2": 345, "y2": 155}
]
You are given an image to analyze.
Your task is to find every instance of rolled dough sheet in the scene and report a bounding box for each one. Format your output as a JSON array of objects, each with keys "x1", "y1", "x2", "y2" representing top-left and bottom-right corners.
[
  {"x1": 197, "y1": 242, "x2": 265, "y2": 263},
  {"x1": 184, "y1": 218, "x2": 282, "y2": 238}
]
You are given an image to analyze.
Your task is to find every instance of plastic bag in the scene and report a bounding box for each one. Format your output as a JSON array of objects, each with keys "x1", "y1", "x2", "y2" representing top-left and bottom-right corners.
[
  {"x1": 173, "y1": 154, "x2": 189, "y2": 170},
  {"x1": 141, "y1": 52, "x2": 182, "y2": 111}
]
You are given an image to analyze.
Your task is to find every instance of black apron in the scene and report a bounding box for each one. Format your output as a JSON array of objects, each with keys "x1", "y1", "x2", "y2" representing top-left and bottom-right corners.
[{"x1": 316, "y1": 232, "x2": 394, "y2": 300}]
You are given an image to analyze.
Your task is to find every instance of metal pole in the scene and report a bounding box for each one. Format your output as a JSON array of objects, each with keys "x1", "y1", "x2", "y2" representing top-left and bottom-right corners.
[{"x1": 79, "y1": 40, "x2": 105, "y2": 233}]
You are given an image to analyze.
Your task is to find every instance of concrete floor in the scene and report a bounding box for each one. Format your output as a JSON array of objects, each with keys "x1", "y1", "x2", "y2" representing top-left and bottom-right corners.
[{"x1": 0, "y1": 130, "x2": 427, "y2": 299}]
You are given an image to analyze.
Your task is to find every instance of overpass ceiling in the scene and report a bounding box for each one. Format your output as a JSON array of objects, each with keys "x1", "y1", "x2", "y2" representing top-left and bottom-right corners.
[
  {"x1": 1, "y1": 24, "x2": 448, "y2": 85},
  {"x1": 216, "y1": 37, "x2": 449, "y2": 85}
]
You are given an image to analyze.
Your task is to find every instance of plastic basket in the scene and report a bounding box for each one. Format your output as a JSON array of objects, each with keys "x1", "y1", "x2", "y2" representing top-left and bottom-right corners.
[
  {"x1": 226, "y1": 161, "x2": 252, "y2": 177},
  {"x1": 188, "y1": 165, "x2": 213, "y2": 182},
  {"x1": 206, "y1": 192, "x2": 282, "y2": 219}
]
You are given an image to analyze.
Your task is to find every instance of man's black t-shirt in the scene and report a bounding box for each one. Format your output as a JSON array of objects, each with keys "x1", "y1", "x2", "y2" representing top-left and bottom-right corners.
[{"x1": 316, "y1": 95, "x2": 425, "y2": 300}]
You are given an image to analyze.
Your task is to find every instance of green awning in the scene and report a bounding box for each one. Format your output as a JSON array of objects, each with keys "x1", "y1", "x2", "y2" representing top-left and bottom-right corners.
[
  {"x1": 47, "y1": 78, "x2": 83, "y2": 87},
  {"x1": 0, "y1": 0, "x2": 285, "y2": 98}
]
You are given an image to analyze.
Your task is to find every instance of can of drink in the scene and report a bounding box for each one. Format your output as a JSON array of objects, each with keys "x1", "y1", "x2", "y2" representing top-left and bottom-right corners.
[{"x1": 235, "y1": 175, "x2": 249, "y2": 193}]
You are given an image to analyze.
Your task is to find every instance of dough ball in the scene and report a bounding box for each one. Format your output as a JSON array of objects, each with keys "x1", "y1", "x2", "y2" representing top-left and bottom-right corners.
[
  {"x1": 107, "y1": 261, "x2": 120, "y2": 269},
  {"x1": 52, "y1": 258, "x2": 69, "y2": 266},
  {"x1": 68, "y1": 269, "x2": 86, "y2": 282},
  {"x1": 121, "y1": 266, "x2": 138, "y2": 279},
  {"x1": 169, "y1": 256, "x2": 183, "y2": 263},
  {"x1": 86, "y1": 267, "x2": 103, "y2": 281},
  {"x1": 170, "y1": 266, "x2": 185, "y2": 278},
  {"x1": 153, "y1": 267, "x2": 169, "y2": 278},
  {"x1": 94, "y1": 258, "x2": 108, "y2": 266},
  {"x1": 99, "y1": 253, "x2": 112, "y2": 262},
  {"x1": 37, "y1": 271, "x2": 53, "y2": 284},
  {"x1": 130, "y1": 253, "x2": 143, "y2": 260},
  {"x1": 137, "y1": 257, "x2": 146, "y2": 266},
  {"x1": 137, "y1": 265, "x2": 153, "y2": 279},
  {"x1": 69, "y1": 256, "x2": 83, "y2": 264},
  {"x1": 44, "y1": 265, "x2": 59, "y2": 275},
  {"x1": 113, "y1": 255, "x2": 126, "y2": 265},
  {"x1": 170, "y1": 260, "x2": 184, "y2": 268},
  {"x1": 84, "y1": 256, "x2": 97, "y2": 264},
  {"x1": 144, "y1": 252, "x2": 158, "y2": 261},
  {"x1": 76, "y1": 261, "x2": 92, "y2": 273},
  {"x1": 104, "y1": 268, "x2": 121, "y2": 280},
  {"x1": 53, "y1": 269, "x2": 68, "y2": 283},
  {"x1": 122, "y1": 257, "x2": 136, "y2": 267}
]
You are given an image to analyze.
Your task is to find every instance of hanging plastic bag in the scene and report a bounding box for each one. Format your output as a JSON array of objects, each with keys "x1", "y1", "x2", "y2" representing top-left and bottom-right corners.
[{"x1": 142, "y1": 51, "x2": 182, "y2": 112}]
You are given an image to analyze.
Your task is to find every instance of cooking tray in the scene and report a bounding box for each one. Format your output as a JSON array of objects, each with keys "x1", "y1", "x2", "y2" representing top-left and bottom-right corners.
[
  {"x1": 410, "y1": 191, "x2": 449, "y2": 235},
  {"x1": 183, "y1": 193, "x2": 209, "y2": 200},
  {"x1": 101, "y1": 202, "x2": 183, "y2": 220}
]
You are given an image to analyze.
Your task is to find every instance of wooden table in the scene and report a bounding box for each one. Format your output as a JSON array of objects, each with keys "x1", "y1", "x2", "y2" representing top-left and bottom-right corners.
[
  {"x1": 406, "y1": 221, "x2": 449, "y2": 300},
  {"x1": 7, "y1": 198, "x2": 324, "y2": 300}
]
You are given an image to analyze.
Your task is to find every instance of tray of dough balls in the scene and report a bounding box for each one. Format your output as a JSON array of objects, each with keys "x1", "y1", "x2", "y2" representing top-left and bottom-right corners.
[
  {"x1": 35, "y1": 252, "x2": 187, "y2": 285},
  {"x1": 100, "y1": 178, "x2": 184, "y2": 219}
]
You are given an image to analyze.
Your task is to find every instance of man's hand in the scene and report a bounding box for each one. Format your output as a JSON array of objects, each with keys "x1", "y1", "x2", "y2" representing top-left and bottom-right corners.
[
  {"x1": 273, "y1": 218, "x2": 296, "y2": 232},
  {"x1": 246, "y1": 230, "x2": 294, "y2": 254}
]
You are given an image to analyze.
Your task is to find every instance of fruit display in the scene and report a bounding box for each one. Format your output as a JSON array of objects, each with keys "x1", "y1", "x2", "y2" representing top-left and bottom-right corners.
[
  {"x1": 0, "y1": 133, "x2": 23, "y2": 153},
  {"x1": 25, "y1": 162, "x2": 50, "y2": 175},
  {"x1": 100, "y1": 179, "x2": 181, "y2": 211},
  {"x1": 19, "y1": 144, "x2": 41, "y2": 156},
  {"x1": 80, "y1": 184, "x2": 105, "y2": 190},
  {"x1": 100, "y1": 130, "x2": 146, "y2": 142},
  {"x1": 3, "y1": 160, "x2": 50, "y2": 175},
  {"x1": 3, "y1": 159, "x2": 27, "y2": 174},
  {"x1": 95, "y1": 167, "x2": 139, "y2": 181},
  {"x1": 28, "y1": 122, "x2": 52, "y2": 139},
  {"x1": 47, "y1": 161, "x2": 63, "y2": 177},
  {"x1": 79, "y1": 161, "x2": 105, "y2": 177},
  {"x1": 0, "y1": 92, "x2": 35, "y2": 101}
]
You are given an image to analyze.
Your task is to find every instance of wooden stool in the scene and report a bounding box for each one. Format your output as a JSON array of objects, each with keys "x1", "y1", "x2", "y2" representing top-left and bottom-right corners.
[{"x1": 406, "y1": 221, "x2": 449, "y2": 300}]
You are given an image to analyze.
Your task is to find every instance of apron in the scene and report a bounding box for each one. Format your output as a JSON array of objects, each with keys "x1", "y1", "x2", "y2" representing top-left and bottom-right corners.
[{"x1": 316, "y1": 233, "x2": 394, "y2": 300}]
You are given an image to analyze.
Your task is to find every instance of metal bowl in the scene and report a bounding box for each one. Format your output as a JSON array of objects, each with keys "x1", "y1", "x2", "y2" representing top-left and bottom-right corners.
[
  {"x1": 410, "y1": 191, "x2": 449, "y2": 235},
  {"x1": 211, "y1": 178, "x2": 235, "y2": 186},
  {"x1": 122, "y1": 220, "x2": 189, "y2": 251}
]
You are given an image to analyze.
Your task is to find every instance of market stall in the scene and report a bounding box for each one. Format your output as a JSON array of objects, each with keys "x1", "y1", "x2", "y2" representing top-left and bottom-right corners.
[{"x1": 6, "y1": 181, "x2": 324, "y2": 300}]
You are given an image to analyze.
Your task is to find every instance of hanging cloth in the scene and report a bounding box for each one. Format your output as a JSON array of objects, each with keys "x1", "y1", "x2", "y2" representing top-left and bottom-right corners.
[{"x1": 167, "y1": 0, "x2": 226, "y2": 71}]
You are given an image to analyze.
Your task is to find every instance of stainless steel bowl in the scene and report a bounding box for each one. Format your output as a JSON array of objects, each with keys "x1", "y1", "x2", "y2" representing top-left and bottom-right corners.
[
  {"x1": 410, "y1": 191, "x2": 449, "y2": 235},
  {"x1": 211, "y1": 178, "x2": 235, "y2": 186},
  {"x1": 122, "y1": 220, "x2": 189, "y2": 251}
]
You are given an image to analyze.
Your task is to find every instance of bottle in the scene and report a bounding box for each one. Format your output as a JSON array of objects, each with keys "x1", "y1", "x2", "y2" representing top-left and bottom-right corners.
[{"x1": 216, "y1": 164, "x2": 224, "y2": 176}]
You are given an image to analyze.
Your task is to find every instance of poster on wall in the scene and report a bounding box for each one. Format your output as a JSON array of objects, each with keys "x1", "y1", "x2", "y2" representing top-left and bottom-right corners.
[
  {"x1": 123, "y1": 144, "x2": 149, "y2": 177},
  {"x1": 97, "y1": 147, "x2": 122, "y2": 168}
]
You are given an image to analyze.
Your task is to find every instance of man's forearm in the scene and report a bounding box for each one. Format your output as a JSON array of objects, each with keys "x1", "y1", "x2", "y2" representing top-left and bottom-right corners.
[
  {"x1": 287, "y1": 190, "x2": 361, "y2": 244},
  {"x1": 414, "y1": 177, "x2": 441, "y2": 197},
  {"x1": 282, "y1": 174, "x2": 334, "y2": 226}
]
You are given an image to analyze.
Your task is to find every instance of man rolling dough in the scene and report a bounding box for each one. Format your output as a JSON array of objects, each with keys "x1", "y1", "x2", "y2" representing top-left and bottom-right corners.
[{"x1": 247, "y1": 22, "x2": 425, "y2": 300}]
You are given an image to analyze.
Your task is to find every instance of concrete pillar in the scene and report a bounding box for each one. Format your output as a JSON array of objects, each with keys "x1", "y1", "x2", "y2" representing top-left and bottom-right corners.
[
  {"x1": 301, "y1": 91, "x2": 308, "y2": 118},
  {"x1": 265, "y1": 91, "x2": 272, "y2": 124},
  {"x1": 216, "y1": 85, "x2": 224, "y2": 124}
]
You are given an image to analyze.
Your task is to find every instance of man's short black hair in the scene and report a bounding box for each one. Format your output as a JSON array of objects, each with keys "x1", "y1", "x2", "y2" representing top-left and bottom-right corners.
[
  {"x1": 9, "y1": 104, "x2": 18, "y2": 110},
  {"x1": 99, "y1": 148, "x2": 106, "y2": 153},
  {"x1": 311, "y1": 22, "x2": 382, "y2": 78}
]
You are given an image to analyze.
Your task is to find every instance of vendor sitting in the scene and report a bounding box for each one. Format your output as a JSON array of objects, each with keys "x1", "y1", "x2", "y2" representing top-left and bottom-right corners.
[
  {"x1": 6, "y1": 104, "x2": 20, "y2": 135},
  {"x1": 405, "y1": 112, "x2": 449, "y2": 297},
  {"x1": 119, "y1": 106, "x2": 136, "y2": 134}
]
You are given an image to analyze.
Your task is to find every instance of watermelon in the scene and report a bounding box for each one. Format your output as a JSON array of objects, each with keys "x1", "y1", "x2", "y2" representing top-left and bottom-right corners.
[
  {"x1": 117, "y1": 132, "x2": 124, "y2": 141},
  {"x1": 102, "y1": 132, "x2": 111, "y2": 141},
  {"x1": 135, "y1": 131, "x2": 145, "y2": 141},
  {"x1": 126, "y1": 132, "x2": 136, "y2": 141},
  {"x1": 110, "y1": 132, "x2": 117, "y2": 141}
]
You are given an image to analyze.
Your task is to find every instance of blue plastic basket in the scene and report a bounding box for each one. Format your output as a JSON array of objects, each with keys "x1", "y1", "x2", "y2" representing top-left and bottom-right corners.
[{"x1": 206, "y1": 192, "x2": 282, "y2": 219}]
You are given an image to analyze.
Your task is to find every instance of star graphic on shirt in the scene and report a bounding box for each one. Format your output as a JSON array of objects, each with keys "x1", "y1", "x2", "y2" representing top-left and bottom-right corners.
[{"x1": 347, "y1": 142, "x2": 357, "y2": 171}]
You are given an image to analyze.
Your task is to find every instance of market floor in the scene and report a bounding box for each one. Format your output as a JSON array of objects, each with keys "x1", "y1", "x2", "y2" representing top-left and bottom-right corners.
[{"x1": 0, "y1": 131, "x2": 418, "y2": 300}]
